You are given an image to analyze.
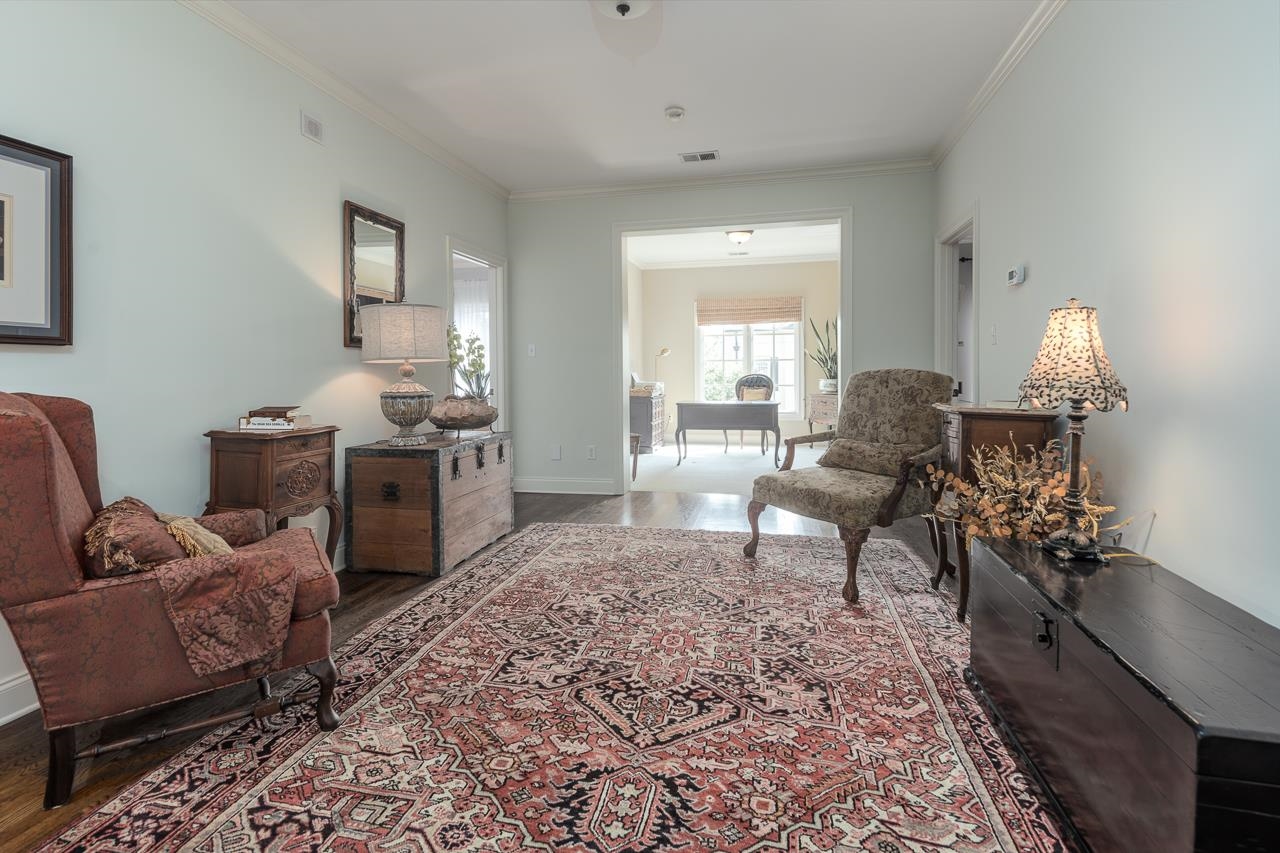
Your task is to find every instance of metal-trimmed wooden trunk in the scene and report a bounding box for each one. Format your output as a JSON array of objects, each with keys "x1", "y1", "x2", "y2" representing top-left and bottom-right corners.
[{"x1": 344, "y1": 431, "x2": 513, "y2": 575}]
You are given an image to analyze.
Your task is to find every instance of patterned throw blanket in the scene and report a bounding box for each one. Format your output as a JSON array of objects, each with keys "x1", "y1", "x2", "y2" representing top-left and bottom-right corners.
[{"x1": 152, "y1": 550, "x2": 297, "y2": 677}]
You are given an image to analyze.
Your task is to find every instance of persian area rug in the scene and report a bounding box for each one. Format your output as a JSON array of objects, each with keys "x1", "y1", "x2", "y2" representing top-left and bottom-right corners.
[{"x1": 42, "y1": 524, "x2": 1066, "y2": 852}]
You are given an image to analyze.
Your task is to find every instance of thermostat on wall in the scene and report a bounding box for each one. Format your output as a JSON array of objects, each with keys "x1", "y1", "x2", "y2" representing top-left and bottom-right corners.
[{"x1": 1007, "y1": 265, "x2": 1026, "y2": 286}]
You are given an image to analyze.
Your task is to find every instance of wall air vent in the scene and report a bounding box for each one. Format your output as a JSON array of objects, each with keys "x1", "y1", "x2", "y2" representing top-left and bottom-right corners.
[
  {"x1": 678, "y1": 149, "x2": 720, "y2": 163},
  {"x1": 300, "y1": 111, "x2": 324, "y2": 144},
  {"x1": 728, "y1": 251, "x2": 749, "y2": 257}
]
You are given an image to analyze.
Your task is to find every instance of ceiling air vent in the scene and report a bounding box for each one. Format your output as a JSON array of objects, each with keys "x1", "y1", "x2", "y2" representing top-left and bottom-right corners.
[{"x1": 679, "y1": 149, "x2": 719, "y2": 164}]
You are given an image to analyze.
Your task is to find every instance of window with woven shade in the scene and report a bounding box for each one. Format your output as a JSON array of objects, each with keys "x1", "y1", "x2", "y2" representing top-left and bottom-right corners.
[{"x1": 696, "y1": 297, "x2": 803, "y2": 414}]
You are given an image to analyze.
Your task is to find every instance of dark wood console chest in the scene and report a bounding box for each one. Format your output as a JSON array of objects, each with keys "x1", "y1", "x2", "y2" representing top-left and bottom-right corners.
[
  {"x1": 969, "y1": 540, "x2": 1280, "y2": 852},
  {"x1": 344, "y1": 432, "x2": 513, "y2": 576}
]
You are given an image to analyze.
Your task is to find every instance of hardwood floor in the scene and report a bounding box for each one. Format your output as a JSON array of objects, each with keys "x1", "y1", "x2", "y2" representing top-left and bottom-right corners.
[{"x1": 0, "y1": 493, "x2": 939, "y2": 851}]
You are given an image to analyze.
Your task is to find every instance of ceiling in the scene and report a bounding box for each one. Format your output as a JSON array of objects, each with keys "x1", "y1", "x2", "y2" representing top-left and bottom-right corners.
[
  {"x1": 227, "y1": 0, "x2": 1042, "y2": 194},
  {"x1": 627, "y1": 222, "x2": 839, "y2": 269}
]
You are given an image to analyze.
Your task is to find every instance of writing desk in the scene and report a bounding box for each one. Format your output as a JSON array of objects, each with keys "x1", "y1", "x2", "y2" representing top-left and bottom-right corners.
[{"x1": 674, "y1": 401, "x2": 781, "y2": 467}]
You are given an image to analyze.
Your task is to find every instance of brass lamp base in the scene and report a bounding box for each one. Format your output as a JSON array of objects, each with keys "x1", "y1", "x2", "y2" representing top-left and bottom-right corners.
[
  {"x1": 1040, "y1": 526, "x2": 1109, "y2": 564},
  {"x1": 379, "y1": 361, "x2": 434, "y2": 447}
]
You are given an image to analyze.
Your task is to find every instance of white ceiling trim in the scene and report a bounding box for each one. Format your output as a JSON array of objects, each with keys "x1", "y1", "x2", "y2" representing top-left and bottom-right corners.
[
  {"x1": 931, "y1": 0, "x2": 1068, "y2": 167},
  {"x1": 508, "y1": 158, "x2": 935, "y2": 203},
  {"x1": 177, "y1": 0, "x2": 511, "y2": 200},
  {"x1": 632, "y1": 253, "x2": 840, "y2": 272}
]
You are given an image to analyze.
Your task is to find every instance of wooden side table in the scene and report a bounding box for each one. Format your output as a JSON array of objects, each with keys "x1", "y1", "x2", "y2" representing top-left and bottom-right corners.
[
  {"x1": 927, "y1": 404, "x2": 1059, "y2": 621},
  {"x1": 204, "y1": 425, "x2": 343, "y2": 563}
]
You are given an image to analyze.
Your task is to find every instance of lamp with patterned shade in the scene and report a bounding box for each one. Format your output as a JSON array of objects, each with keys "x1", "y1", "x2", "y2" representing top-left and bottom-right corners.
[
  {"x1": 361, "y1": 303, "x2": 447, "y2": 446},
  {"x1": 1019, "y1": 298, "x2": 1128, "y2": 562}
]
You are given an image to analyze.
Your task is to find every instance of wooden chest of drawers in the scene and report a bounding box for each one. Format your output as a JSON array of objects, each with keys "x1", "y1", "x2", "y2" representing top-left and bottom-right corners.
[
  {"x1": 344, "y1": 431, "x2": 513, "y2": 575},
  {"x1": 935, "y1": 403, "x2": 1059, "y2": 480},
  {"x1": 970, "y1": 540, "x2": 1280, "y2": 852},
  {"x1": 205, "y1": 425, "x2": 342, "y2": 563},
  {"x1": 629, "y1": 394, "x2": 664, "y2": 453}
]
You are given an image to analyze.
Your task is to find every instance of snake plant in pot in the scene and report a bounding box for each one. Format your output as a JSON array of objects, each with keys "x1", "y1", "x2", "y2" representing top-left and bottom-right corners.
[{"x1": 807, "y1": 319, "x2": 839, "y2": 393}]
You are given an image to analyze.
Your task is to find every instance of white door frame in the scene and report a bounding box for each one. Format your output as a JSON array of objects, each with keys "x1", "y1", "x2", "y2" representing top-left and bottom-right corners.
[
  {"x1": 934, "y1": 206, "x2": 979, "y2": 402},
  {"x1": 445, "y1": 235, "x2": 508, "y2": 432},
  {"x1": 612, "y1": 206, "x2": 853, "y2": 492}
]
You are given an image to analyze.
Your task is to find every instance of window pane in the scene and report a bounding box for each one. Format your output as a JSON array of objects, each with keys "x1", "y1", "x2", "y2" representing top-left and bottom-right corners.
[
  {"x1": 779, "y1": 387, "x2": 797, "y2": 414},
  {"x1": 777, "y1": 360, "x2": 795, "y2": 386}
]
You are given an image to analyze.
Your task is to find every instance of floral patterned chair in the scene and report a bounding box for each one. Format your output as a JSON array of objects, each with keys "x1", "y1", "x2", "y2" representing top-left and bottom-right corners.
[
  {"x1": 743, "y1": 369, "x2": 952, "y2": 603},
  {"x1": 0, "y1": 392, "x2": 341, "y2": 807}
]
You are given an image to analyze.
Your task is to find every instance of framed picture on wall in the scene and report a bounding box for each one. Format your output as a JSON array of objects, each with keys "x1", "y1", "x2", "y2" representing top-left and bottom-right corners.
[{"x1": 0, "y1": 133, "x2": 72, "y2": 346}]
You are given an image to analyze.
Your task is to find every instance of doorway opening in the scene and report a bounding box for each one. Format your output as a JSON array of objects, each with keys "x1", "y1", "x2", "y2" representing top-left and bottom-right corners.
[
  {"x1": 935, "y1": 214, "x2": 978, "y2": 403},
  {"x1": 447, "y1": 238, "x2": 507, "y2": 430},
  {"x1": 620, "y1": 218, "x2": 844, "y2": 496}
]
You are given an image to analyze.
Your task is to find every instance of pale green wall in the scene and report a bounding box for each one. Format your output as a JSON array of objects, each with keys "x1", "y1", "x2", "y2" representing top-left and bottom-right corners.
[
  {"x1": 508, "y1": 172, "x2": 936, "y2": 492},
  {"x1": 936, "y1": 0, "x2": 1280, "y2": 625},
  {"x1": 0, "y1": 0, "x2": 507, "y2": 720}
]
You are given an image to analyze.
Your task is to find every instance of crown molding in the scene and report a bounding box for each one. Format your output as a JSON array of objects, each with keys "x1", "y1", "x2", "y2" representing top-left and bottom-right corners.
[
  {"x1": 632, "y1": 253, "x2": 840, "y2": 271},
  {"x1": 507, "y1": 158, "x2": 935, "y2": 203},
  {"x1": 176, "y1": 0, "x2": 510, "y2": 201},
  {"x1": 931, "y1": 0, "x2": 1068, "y2": 168}
]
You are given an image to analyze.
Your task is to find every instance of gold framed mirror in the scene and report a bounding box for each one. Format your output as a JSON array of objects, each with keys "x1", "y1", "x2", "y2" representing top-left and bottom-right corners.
[{"x1": 343, "y1": 200, "x2": 405, "y2": 348}]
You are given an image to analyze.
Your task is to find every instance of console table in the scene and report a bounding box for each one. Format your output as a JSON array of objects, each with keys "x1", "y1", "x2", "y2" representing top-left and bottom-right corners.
[
  {"x1": 969, "y1": 540, "x2": 1280, "y2": 852},
  {"x1": 205, "y1": 425, "x2": 342, "y2": 563},
  {"x1": 674, "y1": 400, "x2": 781, "y2": 467}
]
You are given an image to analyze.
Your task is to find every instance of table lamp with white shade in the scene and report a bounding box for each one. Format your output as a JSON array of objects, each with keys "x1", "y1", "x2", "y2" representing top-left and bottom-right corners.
[
  {"x1": 361, "y1": 303, "x2": 447, "y2": 446},
  {"x1": 1018, "y1": 297, "x2": 1128, "y2": 562}
]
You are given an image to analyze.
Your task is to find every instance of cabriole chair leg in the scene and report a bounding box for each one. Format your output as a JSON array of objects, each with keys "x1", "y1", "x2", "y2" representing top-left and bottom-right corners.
[
  {"x1": 743, "y1": 500, "x2": 766, "y2": 557},
  {"x1": 307, "y1": 657, "x2": 341, "y2": 731},
  {"x1": 44, "y1": 727, "x2": 76, "y2": 809},
  {"x1": 838, "y1": 526, "x2": 871, "y2": 603}
]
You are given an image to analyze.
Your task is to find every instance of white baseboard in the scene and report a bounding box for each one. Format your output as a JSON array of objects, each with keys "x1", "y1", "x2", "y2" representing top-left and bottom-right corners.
[
  {"x1": 513, "y1": 476, "x2": 620, "y2": 495},
  {"x1": 0, "y1": 670, "x2": 38, "y2": 726}
]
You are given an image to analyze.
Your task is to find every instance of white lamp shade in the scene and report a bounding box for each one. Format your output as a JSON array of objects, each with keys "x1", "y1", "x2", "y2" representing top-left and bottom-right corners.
[
  {"x1": 1018, "y1": 298, "x2": 1128, "y2": 412},
  {"x1": 360, "y1": 303, "x2": 447, "y2": 363}
]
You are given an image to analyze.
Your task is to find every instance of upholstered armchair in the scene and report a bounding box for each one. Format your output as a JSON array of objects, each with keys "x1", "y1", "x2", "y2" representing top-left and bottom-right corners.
[
  {"x1": 0, "y1": 392, "x2": 341, "y2": 808},
  {"x1": 744, "y1": 369, "x2": 952, "y2": 603}
]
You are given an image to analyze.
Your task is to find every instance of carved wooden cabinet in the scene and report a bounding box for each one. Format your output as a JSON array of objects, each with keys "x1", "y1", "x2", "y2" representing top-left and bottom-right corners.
[
  {"x1": 629, "y1": 394, "x2": 664, "y2": 453},
  {"x1": 204, "y1": 425, "x2": 342, "y2": 562},
  {"x1": 344, "y1": 431, "x2": 513, "y2": 576}
]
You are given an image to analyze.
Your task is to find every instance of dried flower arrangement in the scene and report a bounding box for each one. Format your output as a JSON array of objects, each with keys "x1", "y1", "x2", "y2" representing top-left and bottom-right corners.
[{"x1": 925, "y1": 438, "x2": 1117, "y2": 547}]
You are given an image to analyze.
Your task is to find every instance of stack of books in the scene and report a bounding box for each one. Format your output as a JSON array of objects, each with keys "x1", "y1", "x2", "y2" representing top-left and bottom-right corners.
[{"x1": 238, "y1": 406, "x2": 313, "y2": 432}]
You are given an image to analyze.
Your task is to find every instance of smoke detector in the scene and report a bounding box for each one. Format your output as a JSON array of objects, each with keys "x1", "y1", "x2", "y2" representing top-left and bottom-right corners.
[
  {"x1": 664, "y1": 105, "x2": 686, "y2": 123},
  {"x1": 592, "y1": 0, "x2": 653, "y2": 20}
]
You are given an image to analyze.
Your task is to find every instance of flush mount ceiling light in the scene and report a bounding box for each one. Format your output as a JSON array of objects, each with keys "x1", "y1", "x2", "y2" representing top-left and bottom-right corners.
[
  {"x1": 664, "y1": 105, "x2": 686, "y2": 123},
  {"x1": 592, "y1": 0, "x2": 653, "y2": 19},
  {"x1": 726, "y1": 230, "x2": 754, "y2": 246}
]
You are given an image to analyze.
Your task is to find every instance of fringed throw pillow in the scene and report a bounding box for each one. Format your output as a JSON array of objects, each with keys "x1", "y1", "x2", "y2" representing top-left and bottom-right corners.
[
  {"x1": 84, "y1": 499, "x2": 234, "y2": 578},
  {"x1": 84, "y1": 497, "x2": 187, "y2": 577}
]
